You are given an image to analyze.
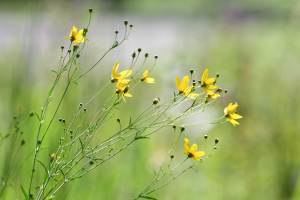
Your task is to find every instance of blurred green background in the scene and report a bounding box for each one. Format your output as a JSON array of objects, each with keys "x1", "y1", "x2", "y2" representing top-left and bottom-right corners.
[{"x1": 1, "y1": 0, "x2": 300, "y2": 199}]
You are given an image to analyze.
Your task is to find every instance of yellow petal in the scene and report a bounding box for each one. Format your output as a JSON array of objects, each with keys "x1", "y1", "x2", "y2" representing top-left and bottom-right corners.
[
  {"x1": 112, "y1": 63, "x2": 120, "y2": 78},
  {"x1": 230, "y1": 113, "x2": 242, "y2": 119},
  {"x1": 201, "y1": 68, "x2": 208, "y2": 84},
  {"x1": 193, "y1": 151, "x2": 205, "y2": 160},
  {"x1": 142, "y1": 70, "x2": 149, "y2": 78},
  {"x1": 227, "y1": 118, "x2": 240, "y2": 126},
  {"x1": 118, "y1": 78, "x2": 130, "y2": 85},
  {"x1": 184, "y1": 138, "x2": 190, "y2": 144},
  {"x1": 181, "y1": 75, "x2": 190, "y2": 91},
  {"x1": 144, "y1": 77, "x2": 155, "y2": 84},
  {"x1": 183, "y1": 138, "x2": 190, "y2": 155},
  {"x1": 119, "y1": 69, "x2": 132, "y2": 78},
  {"x1": 124, "y1": 93, "x2": 132, "y2": 98},
  {"x1": 70, "y1": 25, "x2": 78, "y2": 38},
  {"x1": 224, "y1": 102, "x2": 238, "y2": 115},
  {"x1": 205, "y1": 77, "x2": 216, "y2": 85},
  {"x1": 183, "y1": 86, "x2": 192, "y2": 96},
  {"x1": 190, "y1": 144, "x2": 198, "y2": 153},
  {"x1": 227, "y1": 103, "x2": 238, "y2": 113}
]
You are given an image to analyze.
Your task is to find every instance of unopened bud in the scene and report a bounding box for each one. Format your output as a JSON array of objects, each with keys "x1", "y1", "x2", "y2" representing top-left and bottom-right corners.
[
  {"x1": 215, "y1": 138, "x2": 219, "y2": 144},
  {"x1": 132, "y1": 52, "x2": 136, "y2": 58},
  {"x1": 152, "y1": 97, "x2": 160, "y2": 105},
  {"x1": 180, "y1": 126, "x2": 185, "y2": 132}
]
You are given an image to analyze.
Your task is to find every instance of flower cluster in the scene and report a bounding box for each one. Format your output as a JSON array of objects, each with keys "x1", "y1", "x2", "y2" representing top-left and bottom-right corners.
[
  {"x1": 175, "y1": 68, "x2": 242, "y2": 126},
  {"x1": 5, "y1": 9, "x2": 244, "y2": 200},
  {"x1": 111, "y1": 62, "x2": 155, "y2": 101}
]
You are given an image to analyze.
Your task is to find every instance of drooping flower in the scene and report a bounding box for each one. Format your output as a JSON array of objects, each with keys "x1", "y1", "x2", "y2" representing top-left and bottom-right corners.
[
  {"x1": 69, "y1": 26, "x2": 85, "y2": 44},
  {"x1": 176, "y1": 75, "x2": 199, "y2": 99},
  {"x1": 111, "y1": 62, "x2": 132, "y2": 83},
  {"x1": 140, "y1": 70, "x2": 155, "y2": 84},
  {"x1": 184, "y1": 138, "x2": 205, "y2": 160},
  {"x1": 115, "y1": 80, "x2": 132, "y2": 101},
  {"x1": 224, "y1": 102, "x2": 242, "y2": 126},
  {"x1": 200, "y1": 68, "x2": 218, "y2": 93}
]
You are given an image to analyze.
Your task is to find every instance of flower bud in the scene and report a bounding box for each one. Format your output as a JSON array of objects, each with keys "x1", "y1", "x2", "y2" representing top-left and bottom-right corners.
[{"x1": 152, "y1": 97, "x2": 160, "y2": 105}]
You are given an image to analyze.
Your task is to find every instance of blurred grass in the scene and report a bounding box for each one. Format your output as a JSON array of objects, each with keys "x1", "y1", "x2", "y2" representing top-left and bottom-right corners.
[{"x1": 1, "y1": 0, "x2": 300, "y2": 199}]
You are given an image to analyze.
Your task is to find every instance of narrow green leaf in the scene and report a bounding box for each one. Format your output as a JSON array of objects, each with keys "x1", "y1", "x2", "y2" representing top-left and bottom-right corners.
[
  {"x1": 140, "y1": 195, "x2": 158, "y2": 200},
  {"x1": 50, "y1": 69, "x2": 58, "y2": 74},
  {"x1": 135, "y1": 136, "x2": 149, "y2": 141},
  {"x1": 20, "y1": 185, "x2": 29, "y2": 200},
  {"x1": 36, "y1": 159, "x2": 49, "y2": 178}
]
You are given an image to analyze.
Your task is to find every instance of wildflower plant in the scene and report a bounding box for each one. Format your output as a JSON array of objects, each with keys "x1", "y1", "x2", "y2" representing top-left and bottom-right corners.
[{"x1": 0, "y1": 9, "x2": 242, "y2": 200}]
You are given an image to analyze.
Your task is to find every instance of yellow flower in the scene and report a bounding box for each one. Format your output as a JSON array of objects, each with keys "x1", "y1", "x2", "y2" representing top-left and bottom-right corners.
[
  {"x1": 224, "y1": 102, "x2": 242, "y2": 126},
  {"x1": 115, "y1": 80, "x2": 133, "y2": 101},
  {"x1": 184, "y1": 138, "x2": 205, "y2": 160},
  {"x1": 205, "y1": 88, "x2": 222, "y2": 102},
  {"x1": 200, "y1": 68, "x2": 218, "y2": 93},
  {"x1": 206, "y1": 90, "x2": 221, "y2": 101},
  {"x1": 111, "y1": 62, "x2": 132, "y2": 83},
  {"x1": 140, "y1": 70, "x2": 155, "y2": 84},
  {"x1": 69, "y1": 26, "x2": 85, "y2": 44},
  {"x1": 176, "y1": 75, "x2": 199, "y2": 99}
]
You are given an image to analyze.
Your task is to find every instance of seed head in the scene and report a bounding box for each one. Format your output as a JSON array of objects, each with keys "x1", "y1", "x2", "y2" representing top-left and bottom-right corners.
[
  {"x1": 132, "y1": 52, "x2": 136, "y2": 58},
  {"x1": 189, "y1": 68, "x2": 194, "y2": 74},
  {"x1": 152, "y1": 97, "x2": 160, "y2": 105},
  {"x1": 215, "y1": 138, "x2": 219, "y2": 144},
  {"x1": 21, "y1": 140, "x2": 26, "y2": 146},
  {"x1": 192, "y1": 80, "x2": 196, "y2": 86}
]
